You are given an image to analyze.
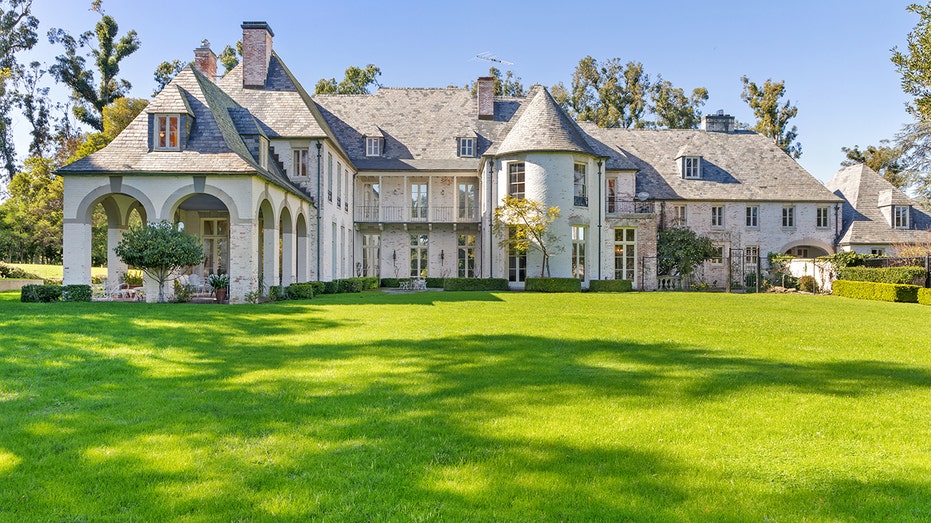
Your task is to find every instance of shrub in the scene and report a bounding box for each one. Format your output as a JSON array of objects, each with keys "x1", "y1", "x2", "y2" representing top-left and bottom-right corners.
[
  {"x1": 62, "y1": 284, "x2": 92, "y2": 302},
  {"x1": 424, "y1": 277, "x2": 445, "y2": 288},
  {"x1": 443, "y1": 278, "x2": 510, "y2": 291},
  {"x1": 322, "y1": 281, "x2": 338, "y2": 294},
  {"x1": 310, "y1": 281, "x2": 326, "y2": 295},
  {"x1": 268, "y1": 285, "x2": 288, "y2": 301},
  {"x1": 919, "y1": 288, "x2": 931, "y2": 305},
  {"x1": 0, "y1": 263, "x2": 40, "y2": 280},
  {"x1": 837, "y1": 266, "x2": 926, "y2": 286},
  {"x1": 172, "y1": 280, "x2": 193, "y2": 303},
  {"x1": 380, "y1": 278, "x2": 401, "y2": 289},
  {"x1": 797, "y1": 275, "x2": 818, "y2": 293},
  {"x1": 832, "y1": 280, "x2": 919, "y2": 303},
  {"x1": 121, "y1": 270, "x2": 144, "y2": 287},
  {"x1": 525, "y1": 277, "x2": 581, "y2": 293},
  {"x1": 21, "y1": 284, "x2": 62, "y2": 303},
  {"x1": 286, "y1": 283, "x2": 315, "y2": 300},
  {"x1": 588, "y1": 280, "x2": 633, "y2": 292}
]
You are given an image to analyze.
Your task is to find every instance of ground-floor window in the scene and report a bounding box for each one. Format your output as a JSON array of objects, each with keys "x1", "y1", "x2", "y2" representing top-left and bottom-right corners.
[
  {"x1": 744, "y1": 245, "x2": 759, "y2": 268},
  {"x1": 202, "y1": 217, "x2": 229, "y2": 276},
  {"x1": 508, "y1": 228, "x2": 526, "y2": 282},
  {"x1": 331, "y1": 222, "x2": 338, "y2": 280},
  {"x1": 410, "y1": 233, "x2": 428, "y2": 277},
  {"x1": 711, "y1": 245, "x2": 724, "y2": 264},
  {"x1": 614, "y1": 227, "x2": 636, "y2": 281},
  {"x1": 362, "y1": 233, "x2": 379, "y2": 277},
  {"x1": 458, "y1": 234, "x2": 475, "y2": 278},
  {"x1": 571, "y1": 225, "x2": 586, "y2": 280}
]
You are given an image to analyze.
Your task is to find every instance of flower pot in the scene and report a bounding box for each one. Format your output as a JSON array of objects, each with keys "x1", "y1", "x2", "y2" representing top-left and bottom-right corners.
[{"x1": 215, "y1": 288, "x2": 227, "y2": 303}]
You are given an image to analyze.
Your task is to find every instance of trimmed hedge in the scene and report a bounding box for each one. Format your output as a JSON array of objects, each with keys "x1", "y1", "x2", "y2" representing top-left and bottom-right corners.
[
  {"x1": 832, "y1": 280, "x2": 919, "y2": 303},
  {"x1": 837, "y1": 266, "x2": 926, "y2": 286},
  {"x1": 380, "y1": 278, "x2": 402, "y2": 288},
  {"x1": 286, "y1": 282, "x2": 315, "y2": 300},
  {"x1": 21, "y1": 284, "x2": 62, "y2": 303},
  {"x1": 268, "y1": 285, "x2": 288, "y2": 301},
  {"x1": 588, "y1": 280, "x2": 633, "y2": 292},
  {"x1": 919, "y1": 288, "x2": 931, "y2": 306},
  {"x1": 62, "y1": 284, "x2": 92, "y2": 302},
  {"x1": 443, "y1": 278, "x2": 510, "y2": 291},
  {"x1": 525, "y1": 277, "x2": 581, "y2": 293}
]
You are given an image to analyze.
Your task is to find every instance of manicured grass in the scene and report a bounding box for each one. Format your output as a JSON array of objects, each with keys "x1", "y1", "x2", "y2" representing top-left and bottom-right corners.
[
  {"x1": 4, "y1": 263, "x2": 108, "y2": 282},
  {"x1": 1, "y1": 290, "x2": 930, "y2": 520}
]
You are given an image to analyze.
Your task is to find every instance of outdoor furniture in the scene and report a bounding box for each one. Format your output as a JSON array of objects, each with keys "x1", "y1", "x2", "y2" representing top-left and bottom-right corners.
[
  {"x1": 398, "y1": 279, "x2": 412, "y2": 290},
  {"x1": 412, "y1": 277, "x2": 427, "y2": 291}
]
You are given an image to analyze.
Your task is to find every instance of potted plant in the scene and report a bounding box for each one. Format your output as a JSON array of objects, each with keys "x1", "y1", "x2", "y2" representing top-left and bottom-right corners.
[{"x1": 207, "y1": 273, "x2": 230, "y2": 303}]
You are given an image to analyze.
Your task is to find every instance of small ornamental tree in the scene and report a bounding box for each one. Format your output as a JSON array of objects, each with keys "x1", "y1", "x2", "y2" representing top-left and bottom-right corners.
[
  {"x1": 656, "y1": 226, "x2": 716, "y2": 277},
  {"x1": 493, "y1": 195, "x2": 562, "y2": 277},
  {"x1": 114, "y1": 220, "x2": 204, "y2": 303}
]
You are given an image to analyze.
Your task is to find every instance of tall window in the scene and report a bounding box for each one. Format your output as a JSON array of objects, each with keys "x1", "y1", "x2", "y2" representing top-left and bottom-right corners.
[
  {"x1": 458, "y1": 137, "x2": 475, "y2": 157},
  {"x1": 746, "y1": 205, "x2": 759, "y2": 228},
  {"x1": 607, "y1": 179, "x2": 617, "y2": 213},
  {"x1": 711, "y1": 205, "x2": 724, "y2": 228},
  {"x1": 336, "y1": 162, "x2": 342, "y2": 207},
  {"x1": 573, "y1": 163, "x2": 588, "y2": 207},
  {"x1": 508, "y1": 235, "x2": 527, "y2": 283},
  {"x1": 366, "y1": 137, "x2": 382, "y2": 156},
  {"x1": 327, "y1": 153, "x2": 333, "y2": 202},
  {"x1": 292, "y1": 148, "x2": 308, "y2": 176},
  {"x1": 673, "y1": 205, "x2": 687, "y2": 227},
  {"x1": 331, "y1": 222, "x2": 338, "y2": 280},
  {"x1": 458, "y1": 182, "x2": 476, "y2": 219},
  {"x1": 744, "y1": 245, "x2": 759, "y2": 267},
  {"x1": 258, "y1": 137, "x2": 268, "y2": 169},
  {"x1": 411, "y1": 183, "x2": 428, "y2": 220},
  {"x1": 344, "y1": 168, "x2": 350, "y2": 210},
  {"x1": 410, "y1": 233, "x2": 428, "y2": 277},
  {"x1": 341, "y1": 226, "x2": 347, "y2": 278},
  {"x1": 895, "y1": 206, "x2": 910, "y2": 228},
  {"x1": 201, "y1": 218, "x2": 229, "y2": 276},
  {"x1": 817, "y1": 206, "x2": 830, "y2": 228},
  {"x1": 711, "y1": 245, "x2": 724, "y2": 264},
  {"x1": 457, "y1": 234, "x2": 475, "y2": 278},
  {"x1": 362, "y1": 234, "x2": 380, "y2": 277},
  {"x1": 155, "y1": 115, "x2": 180, "y2": 150},
  {"x1": 572, "y1": 226, "x2": 586, "y2": 280},
  {"x1": 362, "y1": 182, "x2": 379, "y2": 221},
  {"x1": 683, "y1": 157, "x2": 701, "y2": 179},
  {"x1": 614, "y1": 227, "x2": 636, "y2": 282},
  {"x1": 782, "y1": 206, "x2": 795, "y2": 228},
  {"x1": 508, "y1": 162, "x2": 525, "y2": 199}
]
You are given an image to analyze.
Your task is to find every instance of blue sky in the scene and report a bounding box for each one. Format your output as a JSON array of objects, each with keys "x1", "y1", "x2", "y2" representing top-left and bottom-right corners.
[{"x1": 14, "y1": 0, "x2": 919, "y2": 182}]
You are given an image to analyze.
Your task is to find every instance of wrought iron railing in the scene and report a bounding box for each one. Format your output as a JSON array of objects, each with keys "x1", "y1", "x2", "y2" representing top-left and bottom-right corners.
[
  {"x1": 355, "y1": 205, "x2": 480, "y2": 223},
  {"x1": 574, "y1": 195, "x2": 589, "y2": 207},
  {"x1": 605, "y1": 198, "x2": 655, "y2": 214}
]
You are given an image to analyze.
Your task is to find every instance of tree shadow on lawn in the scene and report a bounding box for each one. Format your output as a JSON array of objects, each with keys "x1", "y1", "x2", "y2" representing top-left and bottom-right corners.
[{"x1": 1, "y1": 307, "x2": 931, "y2": 519}]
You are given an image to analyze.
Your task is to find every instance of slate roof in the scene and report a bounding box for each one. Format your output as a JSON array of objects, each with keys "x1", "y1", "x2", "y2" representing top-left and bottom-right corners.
[
  {"x1": 826, "y1": 164, "x2": 931, "y2": 245},
  {"x1": 580, "y1": 123, "x2": 842, "y2": 202},
  {"x1": 496, "y1": 86, "x2": 597, "y2": 157}
]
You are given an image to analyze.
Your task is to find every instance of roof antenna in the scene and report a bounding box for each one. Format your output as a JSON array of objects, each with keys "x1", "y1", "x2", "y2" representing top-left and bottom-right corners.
[{"x1": 474, "y1": 52, "x2": 514, "y2": 66}]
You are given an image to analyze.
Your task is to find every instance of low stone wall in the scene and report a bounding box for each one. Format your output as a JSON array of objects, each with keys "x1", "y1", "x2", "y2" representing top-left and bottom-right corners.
[{"x1": 0, "y1": 279, "x2": 43, "y2": 291}]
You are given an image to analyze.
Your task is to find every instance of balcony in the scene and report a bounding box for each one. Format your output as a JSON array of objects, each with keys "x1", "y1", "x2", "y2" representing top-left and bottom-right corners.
[
  {"x1": 605, "y1": 198, "x2": 654, "y2": 214},
  {"x1": 574, "y1": 195, "x2": 589, "y2": 207},
  {"x1": 355, "y1": 205, "x2": 480, "y2": 224}
]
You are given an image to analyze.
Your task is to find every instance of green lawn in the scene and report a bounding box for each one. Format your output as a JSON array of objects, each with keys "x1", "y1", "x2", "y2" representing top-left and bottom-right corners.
[
  {"x1": 3, "y1": 263, "x2": 108, "y2": 282},
  {"x1": 1, "y1": 290, "x2": 930, "y2": 521}
]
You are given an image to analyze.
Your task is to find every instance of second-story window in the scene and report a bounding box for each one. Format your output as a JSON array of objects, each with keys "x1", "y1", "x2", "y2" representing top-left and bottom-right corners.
[
  {"x1": 155, "y1": 115, "x2": 180, "y2": 150},
  {"x1": 366, "y1": 137, "x2": 383, "y2": 157},
  {"x1": 817, "y1": 206, "x2": 830, "y2": 228},
  {"x1": 683, "y1": 156, "x2": 701, "y2": 179},
  {"x1": 782, "y1": 206, "x2": 795, "y2": 228},
  {"x1": 258, "y1": 137, "x2": 268, "y2": 169},
  {"x1": 711, "y1": 205, "x2": 724, "y2": 228},
  {"x1": 895, "y1": 205, "x2": 910, "y2": 228},
  {"x1": 292, "y1": 148, "x2": 308, "y2": 177},
  {"x1": 458, "y1": 137, "x2": 475, "y2": 157},
  {"x1": 508, "y1": 162, "x2": 525, "y2": 199},
  {"x1": 573, "y1": 163, "x2": 588, "y2": 207},
  {"x1": 746, "y1": 205, "x2": 759, "y2": 228}
]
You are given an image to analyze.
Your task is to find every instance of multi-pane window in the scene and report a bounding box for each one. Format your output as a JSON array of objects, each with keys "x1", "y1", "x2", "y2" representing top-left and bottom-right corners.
[
  {"x1": 361, "y1": 182, "x2": 380, "y2": 221},
  {"x1": 711, "y1": 245, "x2": 724, "y2": 265},
  {"x1": 508, "y1": 162, "x2": 525, "y2": 199},
  {"x1": 362, "y1": 234, "x2": 380, "y2": 277},
  {"x1": 508, "y1": 227, "x2": 527, "y2": 283},
  {"x1": 673, "y1": 205, "x2": 687, "y2": 227},
  {"x1": 782, "y1": 206, "x2": 795, "y2": 228},
  {"x1": 344, "y1": 168, "x2": 350, "y2": 211},
  {"x1": 457, "y1": 234, "x2": 475, "y2": 278},
  {"x1": 572, "y1": 226, "x2": 586, "y2": 280},
  {"x1": 336, "y1": 162, "x2": 342, "y2": 207},
  {"x1": 327, "y1": 153, "x2": 333, "y2": 202},
  {"x1": 614, "y1": 227, "x2": 636, "y2": 282},
  {"x1": 744, "y1": 245, "x2": 759, "y2": 267},
  {"x1": 201, "y1": 218, "x2": 229, "y2": 277},
  {"x1": 410, "y1": 233, "x2": 428, "y2": 277},
  {"x1": 292, "y1": 148, "x2": 308, "y2": 177},
  {"x1": 895, "y1": 206, "x2": 910, "y2": 228},
  {"x1": 411, "y1": 183, "x2": 428, "y2": 220},
  {"x1": 683, "y1": 156, "x2": 701, "y2": 179},
  {"x1": 871, "y1": 248, "x2": 886, "y2": 256},
  {"x1": 258, "y1": 137, "x2": 268, "y2": 169},
  {"x1": 746, "y1": 205, "x2": 759, "y2": 228},
  {"x1": 155, "y1": 115, "x2": 180, "y2": 150},
  {"x1": 816, "y1": 206, "x2": 830, "y2": 228},
  {"x1": 458, "y1": 182, "x2": 476, "y2": 219},
  {"x1": 711, "y1": 206, "x2": 724, "y2": 228},
  {"x1": 458, "y1": 137, "x2": 475, "y2": 157},
  {"x1": 366, "y1": 137, "x2": 382, "y2": 156},
  {"x1": 573, "y1": 163, "x2": 588, "y2": 207}
]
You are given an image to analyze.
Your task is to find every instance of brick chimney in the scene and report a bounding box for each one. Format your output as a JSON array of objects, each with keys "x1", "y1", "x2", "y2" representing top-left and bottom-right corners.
[
  {"x1": 477, "y1": 76, "x2": 494, "y2": 120},
  {"x1": 241, "y1": 21, "x2": 274, "y2": 89},
  {"x1": 193, "y1": 39, "x2": 217, "y2": 82},
  {"x1": 700, "y1": 110, "x2": 736, "y2": 133}
]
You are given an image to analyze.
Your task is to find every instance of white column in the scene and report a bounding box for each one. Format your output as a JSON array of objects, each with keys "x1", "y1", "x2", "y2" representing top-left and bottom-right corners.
[
  {"x1": 281, "y1": 226, "x2": 295, "y2": 286},
  {"x1": 107, "y1": 226, "x2": 129, "y2": 284},
  {"x1": 62, "y1": 221, "x2": 92, "y2": 285},
  {"x1": 230, "y1": 221, "x2": 258, "y2": 303}
]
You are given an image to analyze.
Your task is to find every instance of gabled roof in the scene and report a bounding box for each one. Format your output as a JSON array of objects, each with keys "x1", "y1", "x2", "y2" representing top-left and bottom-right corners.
[
  {"x1": 145, "y1": 84, "x2": 194, "y2": 116},
  {"x1": 826, "y1": 164, "x2": 931, "y2": 246},
  {"x1": 496, "y1": 86, "x2": 596, "y2": 157},
  {"x1": 581, "y1": 124, "x2": 842, "y2": 202}
]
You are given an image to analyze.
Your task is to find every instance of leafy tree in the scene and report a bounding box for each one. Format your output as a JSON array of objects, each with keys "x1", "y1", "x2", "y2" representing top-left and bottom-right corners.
[
  {"x1": 492, "y1": 195, "x2": 562, "y2": 277},
  {"x1": 47, "y1": 0, "x2": 140, "y2": 131},
  {"x1": 0, "y1": 157, "x2": 62, "y2": 262},
  {"x1": 315, "y1": 64, "x2": 381, "y2": 95},
  {"x1": 469, "y1": 67, "x2": 525, "y2": 96},
  {"x1": 892, "y1": 3, "x2": 931, "y2": 120},
  {"x1": 152, "y1": 59, "x2": 184, "y2": 95},
  {"x1": 15, "y1": 61, "x2": 51, "y2": 157},
  {"x1": 650, "y1": 77, "x2": 708, "y2": 129},
  {"x1": 740, "y1": 76, "x2": 802, "y2": 158},
  {"x1": 840, "y1": 142, "x2": 908, "y2": 188},
  {"x1": 101, "y1": 97, "x2": 146, "y2": 140},
  {"x1": 656, "y1": 226, "x2": 716, "y2": 278},
  {"x1": 553, "y1": 56, "x2": 651, "y2": 129},
  {"x1": 0, "y1": 0, "x2": 39, "y2": 179},
  {"x1": 114, "y1": 220, "x2": 204, "y2": 303},
  {"x1": 217, "y1": 42, "x2": 241, "y2": 75}
]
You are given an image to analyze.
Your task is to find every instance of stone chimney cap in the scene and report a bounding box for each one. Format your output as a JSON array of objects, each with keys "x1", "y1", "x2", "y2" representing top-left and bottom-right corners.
[
  {"x1": 241, "y1": 21, "x2": 274, "y2": 37},
  {"x1": 199, "y1": 39, "x2": 210, "y2": 49}
]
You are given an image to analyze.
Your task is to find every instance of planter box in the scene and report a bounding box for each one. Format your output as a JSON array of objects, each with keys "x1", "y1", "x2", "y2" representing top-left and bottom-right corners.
[{"x1": 0, "y1": 279, "x2": 43, "y2": 292}]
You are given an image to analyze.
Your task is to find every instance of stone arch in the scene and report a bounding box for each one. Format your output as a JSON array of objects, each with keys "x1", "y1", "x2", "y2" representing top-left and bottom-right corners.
[
  {"x1": 295, "y1": 213, "x2": 309, "y2": 283},
  {"x1": 779, "y1": 238, "x2": 834, "y2": 258},
  {"x1": 257, "y1": 199, "x2": 278, "y2": 291},
  {"x1": 161, "y1": 184, "x2": 241, "y2": 224},
  {"x1": 75, "y1": 183, "x2": 155, "y2": 224},
  {"x1": 279, "y1": 206, "x2": 295, "y2": 286}
]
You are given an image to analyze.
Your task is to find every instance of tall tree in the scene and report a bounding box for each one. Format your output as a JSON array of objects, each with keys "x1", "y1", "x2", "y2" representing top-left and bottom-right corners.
[
  {"x1": 15, "y1": 61, "x2": 51, "y2": 157},
  {"x1": 0, "y1": 0, "x2": 39, "y2": 179},
  {"x1": 152, "y1": 59, "x2": 184, "y2": 96},
  {"x1": 553, "y1": 56, "x2": 651, "y2": 128},
  {"x1": 217, "y1": 41, "x2": 241, "y2": 76},
  {"x1": 840, "y1": 142, "x2": 908, "y2": 188},
  {"x1": 469, "y1": 67, "x2": 525, "y2": 96},
  {"x1": 892, "y1": 3, "x2": 931, "y2": 120},
  {"x1": 315, "y1": 64, "x2": 381, "y2": 95},
  {"x1": 740, "y1": 75, "x2": 802, "y2": 158},
  {"x1": 0, "y1": 157, "x2": 62, "y2": 262},
  {"x1": 48, "y1": 0, "x2": 140, "y2": 131},
  {"x1": 650, "y1": 77, "x2": 708, "y2": 129}
]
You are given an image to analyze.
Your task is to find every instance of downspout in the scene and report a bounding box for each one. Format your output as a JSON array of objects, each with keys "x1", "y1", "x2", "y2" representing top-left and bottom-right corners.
[
  {"x1": 487, "y1": 158, "x2": 494, "y2": 278},
  {"x1": 315, "y1": 141, "x2": 322, "y2": 280},
  {"x1": 597, "y1": 158, "x2": 604, "y2": 281},
  {"x1": 833, "y1": 202, "x2": 840, "y2": 251}
]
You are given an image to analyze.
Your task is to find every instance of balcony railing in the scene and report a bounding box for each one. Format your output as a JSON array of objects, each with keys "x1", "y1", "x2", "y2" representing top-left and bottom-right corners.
[
  {"x1": 355, "y1": 205, "x2": 480, "y2": 223},
  {"x1": 574, "y1": 195, "x2": 589, "y2": 207},
  {"x1": 605, "y1": 198, "x2": 655, "y2": 214}
]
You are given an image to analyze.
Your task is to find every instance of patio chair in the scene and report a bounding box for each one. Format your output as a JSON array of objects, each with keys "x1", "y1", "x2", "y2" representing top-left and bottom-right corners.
[
  {"x1": 187, "y1": 274, "x2": 207, "y2": 294},
  {"x1": 412, "y1": 277, "x2": 427, "y2": 291}
]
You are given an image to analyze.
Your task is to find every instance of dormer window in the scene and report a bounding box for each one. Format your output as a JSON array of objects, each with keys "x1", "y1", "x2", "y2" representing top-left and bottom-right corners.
[
  {"x1": 682, "y1": 156, "x2": 701, "y2": 179},
  {"x1": 458, "y1": 137, "x2": 475, "y2": 157},
  {"x1": 155, "y1": 115, "x2": 180, "y2": 150},
  {"x1": 894, "y1": 205, "x2": 910, "y2": 228},
  {"x1": 365, "y1": 137, "x2": 383, "y2": 157},
  {"x1": 258, "y1": 136, "x2": 268, "y2": 169}
]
